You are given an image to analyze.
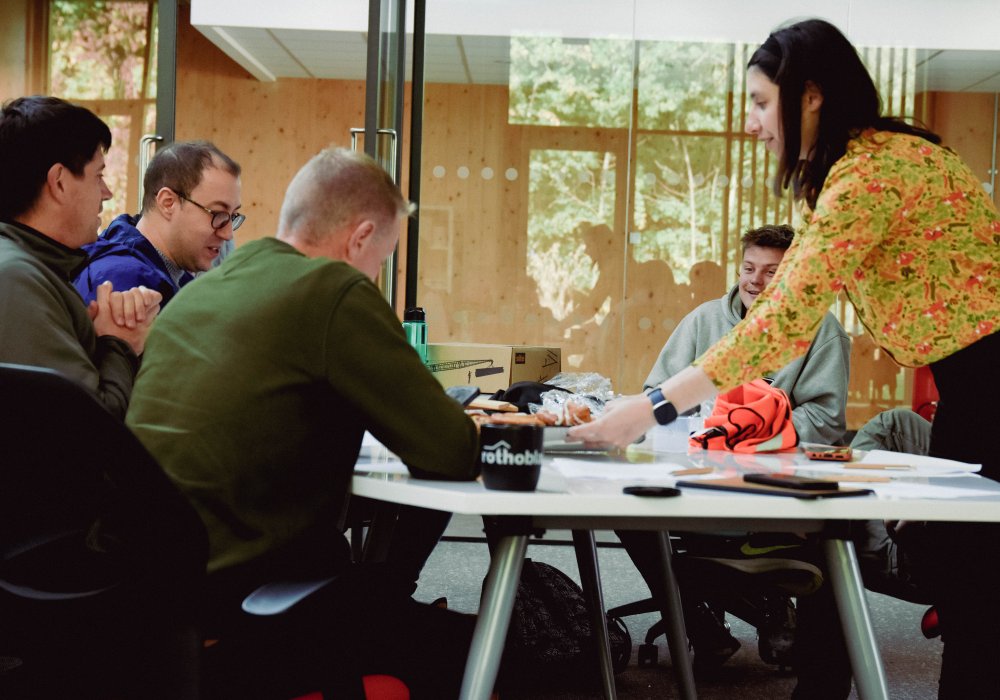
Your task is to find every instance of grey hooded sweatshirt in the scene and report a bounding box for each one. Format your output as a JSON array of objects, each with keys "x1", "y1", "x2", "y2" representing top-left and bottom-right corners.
[{"x1": 644, "y1": 284, "x2": 850, "y2": 445}]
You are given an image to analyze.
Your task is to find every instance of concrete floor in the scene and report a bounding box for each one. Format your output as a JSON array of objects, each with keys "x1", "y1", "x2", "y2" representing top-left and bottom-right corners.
[{"x1": 415, "y1": 515, "x2": 942, "y2": 699}]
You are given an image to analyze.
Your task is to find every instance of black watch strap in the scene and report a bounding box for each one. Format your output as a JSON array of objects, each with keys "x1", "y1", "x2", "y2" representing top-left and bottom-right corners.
[{"x1": 647, "y1": 388, "x2": 678, "y2": 425}]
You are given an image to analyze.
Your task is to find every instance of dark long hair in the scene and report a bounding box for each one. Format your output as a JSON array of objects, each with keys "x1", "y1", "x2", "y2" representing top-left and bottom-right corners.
[{"x1": 748, "y1": 19, "x2": 940, "y2": 208}]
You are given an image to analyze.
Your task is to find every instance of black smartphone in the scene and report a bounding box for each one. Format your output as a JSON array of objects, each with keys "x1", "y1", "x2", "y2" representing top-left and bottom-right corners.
[
  {"x1": 622, "y1": 485, "x2": 682, "y2": 498},
  {"x1": 446, "y1": 384, "x2": 480, "y2": 407},
  {"x1": 743, "y1": 473, "x2": 839, "y2": 491}
]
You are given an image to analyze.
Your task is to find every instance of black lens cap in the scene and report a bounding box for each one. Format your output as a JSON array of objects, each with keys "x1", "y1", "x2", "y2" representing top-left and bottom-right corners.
[{"x1": 622, "y1": 485, "x2": 681, "y2": 497}]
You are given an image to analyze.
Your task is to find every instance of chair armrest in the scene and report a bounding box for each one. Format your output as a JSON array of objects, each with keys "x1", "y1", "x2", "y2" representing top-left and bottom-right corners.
[{"x1": 241, "y1": 577, "x2": 337, "y2": 616}]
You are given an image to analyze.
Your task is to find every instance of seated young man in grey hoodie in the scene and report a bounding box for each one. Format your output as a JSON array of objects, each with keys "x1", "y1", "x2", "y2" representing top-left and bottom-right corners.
[
  {"x1": 617, "y1": 224, "x2": 851, "y2": 672},
  {"x1": 644, "y1": 223, "x2": 850, "y2": 444}
]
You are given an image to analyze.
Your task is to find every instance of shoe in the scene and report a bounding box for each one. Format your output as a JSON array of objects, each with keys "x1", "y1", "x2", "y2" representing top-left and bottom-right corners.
[
  {"x1": 756, "y1": 594, "x2": 797, "y2": 666},
  {"x1": 687, "y1": 602, "x2": 741, "y2": 675},
  {"x1": 685, "y1": 534, "x2": 824, "y2": 596}
]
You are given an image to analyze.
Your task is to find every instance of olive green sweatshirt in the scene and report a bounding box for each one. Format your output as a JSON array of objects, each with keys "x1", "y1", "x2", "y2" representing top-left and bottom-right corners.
[
  {"x1": 0, "y1": 221, "x2": 137, "y2": 419},
  {"x1": 126, "y1": 238, "x2": 479, "y2": 573}
]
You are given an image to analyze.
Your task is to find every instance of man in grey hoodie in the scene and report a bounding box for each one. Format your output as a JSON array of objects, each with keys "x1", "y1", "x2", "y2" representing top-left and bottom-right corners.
[
  {"x1": 618, "y1": 225, "x2": 851, "y2": 673},
  {"x1": 644, "y1": 224, "x2": 850, "y2": 444}
]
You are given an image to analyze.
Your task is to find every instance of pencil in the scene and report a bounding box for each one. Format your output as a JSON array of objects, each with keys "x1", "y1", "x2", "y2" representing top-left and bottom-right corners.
[
  {"x1": 845, "y1": 464, "x2": 912, "y2": 471},
  {"x1": 821, "y1": 474, "x2": 891, "y2": 483},
  {"x1": 672, "y1": 467, "x2": 714, "y2": 476}
]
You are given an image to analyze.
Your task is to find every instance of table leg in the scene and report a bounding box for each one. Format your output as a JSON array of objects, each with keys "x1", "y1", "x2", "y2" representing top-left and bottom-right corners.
[
  {"x1": 823, "y1": 538, "x2": 889, "y2": 700},
  {"x1": 359, "y1": 501, "x2": 398, "y2": 563},
  {"x1": 460, "y1": 533, "x2": 528, "y2": 700},
  {"x1": 572, "y1": 530, "x2": 617, "y2": 700},
  {"x1": 655, "y1": 531, "x2": 697, "y2": 700}
]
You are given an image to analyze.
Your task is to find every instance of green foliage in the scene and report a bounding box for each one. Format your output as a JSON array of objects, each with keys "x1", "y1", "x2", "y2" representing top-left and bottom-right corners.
[
  {"x1": 527, "y1": 149, "x2": 616, "y2": 245},
  {"x1": 49, "y1": 0, "x2": 158, "y2": 225},
  {"x1": 514, "y1": 37, "x2": 904, "y2": 320},
  {"x1": 50, "y1": 0, "x2": 157, "y2": 100},
  {"x1": 516, "y1": 40, "x2": 765, "y2": 317},
  {"x1": 636, "y1": 41, "x2": 735, "y2": 132},
  {"x1": 509, "y1": 36, "x2": 632, "y2": 128}
]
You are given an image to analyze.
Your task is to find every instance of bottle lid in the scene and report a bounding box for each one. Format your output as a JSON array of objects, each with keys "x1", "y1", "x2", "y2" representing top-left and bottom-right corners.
[{"x1": 404, "y1": 307, "x2": 426, "y2": 322}]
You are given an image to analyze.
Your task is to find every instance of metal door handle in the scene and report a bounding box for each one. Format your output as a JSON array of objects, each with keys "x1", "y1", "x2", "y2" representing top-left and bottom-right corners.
[
  {"x1": 138, "y1": 134, "x2": 164, "y2": 210},
  {"x1": 350, "y1": 127, "x2": 398, "y2": 180}
]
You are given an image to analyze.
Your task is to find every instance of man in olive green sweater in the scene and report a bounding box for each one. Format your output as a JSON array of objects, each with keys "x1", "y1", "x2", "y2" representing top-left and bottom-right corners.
[{"x1": 126, "y1": 148, "x2": 479, "y2": 698}]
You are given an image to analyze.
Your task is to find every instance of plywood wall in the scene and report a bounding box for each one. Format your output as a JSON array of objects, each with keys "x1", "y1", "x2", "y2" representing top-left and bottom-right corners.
[
  {"x1": 923, "y1": 91, "x2": 999, "y2": 206},
  {"x1": 0, "y1": 1, "x2": 28, "y2": 102},
  {"x1": 175, "y1": 7, "x2": 368, "y2": 242}
]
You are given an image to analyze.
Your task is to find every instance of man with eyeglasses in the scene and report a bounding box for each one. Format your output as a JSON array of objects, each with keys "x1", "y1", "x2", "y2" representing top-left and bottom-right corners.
[{"x1": 74, "y1": 140, "x2": 243, "y2": 308}]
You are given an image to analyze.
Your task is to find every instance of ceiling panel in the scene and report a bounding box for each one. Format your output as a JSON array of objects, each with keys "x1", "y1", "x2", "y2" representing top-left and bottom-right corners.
[
  {"x1": 916, "y1": 50, "x2": 1000, "y2": 92},
  {"x1": 195, "y1": 24, "x2": 1000, "y2": 92}
]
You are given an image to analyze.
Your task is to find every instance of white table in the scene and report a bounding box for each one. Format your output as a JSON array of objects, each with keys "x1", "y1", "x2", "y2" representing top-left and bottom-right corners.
[{"x1": 352, "y1": 448, "x2": 1000, "y2": 700}]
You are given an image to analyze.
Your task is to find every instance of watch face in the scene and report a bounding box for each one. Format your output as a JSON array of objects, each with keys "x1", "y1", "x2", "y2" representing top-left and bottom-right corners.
[{"x1": 649, "y1": 389, "x2": 678, "y2": 425}]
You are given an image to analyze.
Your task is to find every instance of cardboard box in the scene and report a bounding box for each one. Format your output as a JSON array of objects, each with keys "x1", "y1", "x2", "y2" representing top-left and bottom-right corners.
[{"x1": 426, "y1": 343, "x2": 561, "y2": 393}]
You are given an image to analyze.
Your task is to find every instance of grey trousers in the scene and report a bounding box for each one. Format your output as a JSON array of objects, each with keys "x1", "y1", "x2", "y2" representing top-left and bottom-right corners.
[
  {"x1": 850, "y1": 407, "x2": 931, "y2": 455},
  {"x1": 849, "y1": 408, "x2": 934, "y2": 603}
]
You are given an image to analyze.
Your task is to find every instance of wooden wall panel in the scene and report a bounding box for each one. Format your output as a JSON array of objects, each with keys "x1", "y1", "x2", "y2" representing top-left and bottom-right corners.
[
  {"x1": 417, "y1": 85, "x2": 665, "y2": 388},
  {"x1": 175, "y1": 6, "x2": 366, "y2": 244},
  {"x1": 418, "y1": 84, "x2": 540, "y2": 345},
  {"x1": 922, "y1": 91, "x2": 998, "y2": 206},
  {"x1": 0, "y1": 0, "x2": 32, "y2": 102}
]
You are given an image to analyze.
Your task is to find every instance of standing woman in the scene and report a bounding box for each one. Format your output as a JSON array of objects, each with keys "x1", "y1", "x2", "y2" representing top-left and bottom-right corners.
[{"x1": 570, "y1": 18, "x2": 1000, "y2": 699}]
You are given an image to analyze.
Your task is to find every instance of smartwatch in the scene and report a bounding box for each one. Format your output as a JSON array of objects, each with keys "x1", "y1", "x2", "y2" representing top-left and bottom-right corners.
[{"x1": 647, "y1": 388, "x2": 678, "y2": 426}]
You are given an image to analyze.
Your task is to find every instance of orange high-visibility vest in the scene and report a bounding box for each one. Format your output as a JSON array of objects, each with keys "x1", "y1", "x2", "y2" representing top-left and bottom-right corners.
[{"x1": 690, "y1": 379, "x2": 799, "y2": 453}]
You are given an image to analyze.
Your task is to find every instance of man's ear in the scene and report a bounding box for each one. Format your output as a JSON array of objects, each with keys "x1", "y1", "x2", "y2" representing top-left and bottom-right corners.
[
  {"x1": 344, "y1": 219, "x2": 376, "y2": 262},
  {"x1": 153, "y1": 187, "x2": 180, "y2": 219},
  {"x1": 45, "y1": 163, "x2": 68, "y2": 204},
  {"x1": 802, "y1": 80, "x2": 824, "y2": 114}
]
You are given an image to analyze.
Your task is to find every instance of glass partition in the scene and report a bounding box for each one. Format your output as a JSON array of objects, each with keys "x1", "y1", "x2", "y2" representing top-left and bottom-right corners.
[
  {"x1": 40, "y1": 0, "x2": 991, "y2": 429},
  {"x1": 414, "y1": 1, "x2": 1000, "y2": 427}
]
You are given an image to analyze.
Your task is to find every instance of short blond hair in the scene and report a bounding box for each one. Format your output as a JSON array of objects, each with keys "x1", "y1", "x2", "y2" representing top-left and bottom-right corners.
[{"x1": 278, "y1": 148, "x2": 409, "y2": 243}]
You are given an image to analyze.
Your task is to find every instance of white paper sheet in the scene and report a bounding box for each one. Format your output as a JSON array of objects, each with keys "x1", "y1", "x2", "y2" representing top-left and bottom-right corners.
[
  {"x1": 549, "y1": 456, "x2": 1000, "y2": 500},
  {"x1": 859, "y1": 478, "x2": 1000, "y2": 499},
  {"x1": 858, "y1": 449, "x2": 981, "y2": 474},
  {"x1": 550, "y1": 457, "x2": 691, "y2": 481}
]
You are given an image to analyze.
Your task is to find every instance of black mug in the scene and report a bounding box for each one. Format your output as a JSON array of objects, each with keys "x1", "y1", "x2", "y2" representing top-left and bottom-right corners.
[{"x1": 478, "y1": 423, "x2": 544, "y2": 491}]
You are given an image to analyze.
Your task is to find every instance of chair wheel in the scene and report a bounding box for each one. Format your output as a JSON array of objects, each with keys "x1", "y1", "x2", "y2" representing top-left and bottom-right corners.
[{"x1": 638, "y1": 643, "x2": 658, "y2": 667}]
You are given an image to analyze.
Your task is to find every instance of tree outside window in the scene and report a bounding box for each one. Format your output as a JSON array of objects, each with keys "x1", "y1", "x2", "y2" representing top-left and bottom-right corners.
[{"x1": 49, "y1": 0, "x2": 158, "y2": 229}]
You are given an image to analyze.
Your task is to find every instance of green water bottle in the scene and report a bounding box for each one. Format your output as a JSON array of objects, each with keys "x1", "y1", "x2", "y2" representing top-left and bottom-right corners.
[{"x1": 403, "y1": 307, "x2": 428, "y2": 364}]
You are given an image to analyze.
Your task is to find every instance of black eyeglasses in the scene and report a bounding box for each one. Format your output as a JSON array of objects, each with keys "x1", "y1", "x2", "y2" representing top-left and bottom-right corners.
[{"x1": 177, "y1": 193, "x2": 245, "y2": 231}]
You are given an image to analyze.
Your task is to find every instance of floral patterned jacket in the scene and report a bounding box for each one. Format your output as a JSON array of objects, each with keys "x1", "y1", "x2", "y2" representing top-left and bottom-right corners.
[{"x1": 697, "y1": 129, "x2": 999, "y2": 392}]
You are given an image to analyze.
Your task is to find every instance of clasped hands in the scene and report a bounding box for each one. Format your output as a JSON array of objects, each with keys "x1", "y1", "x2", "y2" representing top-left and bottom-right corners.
[{"x1": 88, "y1": 281, "x2": 162, "y2": 355}]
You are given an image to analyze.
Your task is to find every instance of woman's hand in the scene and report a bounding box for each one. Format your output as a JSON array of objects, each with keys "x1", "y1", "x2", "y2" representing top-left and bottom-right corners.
[
  {"x1": 567, "y1": 394, "x2": 656, "y2": 449},
  {"x1": 567, "y1": 365, "x2": 718, "y2": 450}
]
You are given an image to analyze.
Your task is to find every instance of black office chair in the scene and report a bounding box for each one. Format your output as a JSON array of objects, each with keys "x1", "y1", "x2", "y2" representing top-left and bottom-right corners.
[
  {"x1": 0, "y1": 363, "x2": 410, "y2": 699},
  {"x1": 0, "y1": 362, "x2": 208, "y2": 699},
  {"x1": 610, "y1": 534, "x2": 817, "y2": 671}
]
